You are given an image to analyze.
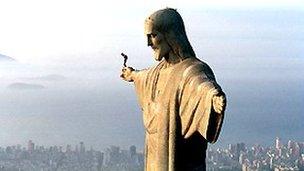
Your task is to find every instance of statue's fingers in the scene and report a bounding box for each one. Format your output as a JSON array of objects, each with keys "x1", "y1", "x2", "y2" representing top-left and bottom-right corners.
[
  {"x1": 213, "y1": 99, "x2": 218, "y2": 108},
  {"x1": 219, "y1": 96, "x2": 225, "y2": 103},
  {"x1": 218, "y1": 102, "x2": 224, "y2": 107},
  {"x1": 213, "y1": 101, "x2": 220, "y2": 112},
  {"x1": 218, "y1": 103, "x2": 222, "y2": 109},
  {"x1": 214, "y1": 106, "x2": 221, "y2": 113},
  {"x1": 216, "y1": 97, "x2": 221, "y2": 105},
  {"x1": 216, "y1": 100, "x2": 220, "y2": 107},
  {"x1": 220, "y1": 99, "x2": 226, "y2": 106},
  {"x1": 217, "y1": 105, "x2": 224, "y2": 113},
  {"x1": 222, "y1": 96, "x2": 227, "y2": 103},
  {"x1": 213, "y1": 101, "x2": 218, "y2": 110},
  {"x1": 217, "y1": 96, "x2": 225, "y2": 104}
]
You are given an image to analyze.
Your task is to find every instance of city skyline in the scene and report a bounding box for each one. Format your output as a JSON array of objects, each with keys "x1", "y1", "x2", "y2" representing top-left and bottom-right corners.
[
  {"x1": 0, "y1": 140, "x2": 143, "y2": 171},
  {"x1": 1, "y1": 136, "x2": 302, "y2": 154},
  {"x1": 0, "y1": 137, "x2": 303, "y2": 170}
]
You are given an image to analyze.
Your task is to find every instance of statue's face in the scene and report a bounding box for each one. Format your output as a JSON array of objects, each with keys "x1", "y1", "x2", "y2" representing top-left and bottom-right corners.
[
  {"x1": 145, "y1": 18, "x2": 171, "y2": 61},
  {"x1": 146, "y1": 31, "x2": 171, "y2": 61}
]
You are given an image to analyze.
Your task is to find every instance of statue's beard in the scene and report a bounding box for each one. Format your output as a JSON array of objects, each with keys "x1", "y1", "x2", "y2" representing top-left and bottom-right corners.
[{"x1": 153, "y1": 49, "x2": 163, "y2": 61}]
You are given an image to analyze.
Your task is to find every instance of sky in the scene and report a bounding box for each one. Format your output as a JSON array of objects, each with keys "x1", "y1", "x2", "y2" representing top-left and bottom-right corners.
[
  {"x1": 0, "y1": 0, "x2": 303, "y2": 150},
  {"x1": 0, "y1": 0, "x2": 303, "y2": 63}
]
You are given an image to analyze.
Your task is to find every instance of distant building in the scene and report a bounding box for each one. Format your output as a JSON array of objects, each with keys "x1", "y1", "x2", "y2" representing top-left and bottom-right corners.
[
  {"x1": 275, "y1": 137, "x2": 282, "y2": 150},
  {"x1": 28, "y1": 140, "x2": 34, "y2": 153},
  {"x1": 130, "y1": 145, "x2": 136, "y2": 157},
  {"x1": 103, "y1": 145, "x2": 120, "y2": 166},
  {"x1": 80, "y1": 141, "x2": 85, "y2": 153},
  {"x1": 66, "y1": 144, "x2": 72, "y2": 153},
  {"x1": 239, "y1": 152, "x2": 245, "y2": 165}
]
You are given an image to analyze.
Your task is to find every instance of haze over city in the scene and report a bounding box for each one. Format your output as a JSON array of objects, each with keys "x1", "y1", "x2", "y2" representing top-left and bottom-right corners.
[{"x1": 0, "y1": 0, "x2": 303, "y2": 151}]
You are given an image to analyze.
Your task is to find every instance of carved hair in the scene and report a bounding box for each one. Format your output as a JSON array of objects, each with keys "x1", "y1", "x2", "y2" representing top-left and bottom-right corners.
[{"x1": 145, "y1": 8, "x2": 196, "y2": 59}]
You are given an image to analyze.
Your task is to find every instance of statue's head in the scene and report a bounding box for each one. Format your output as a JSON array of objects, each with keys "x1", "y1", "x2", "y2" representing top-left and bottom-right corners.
[{"x1": 144, "y1": 8, "x2": 195, "y2": 61}]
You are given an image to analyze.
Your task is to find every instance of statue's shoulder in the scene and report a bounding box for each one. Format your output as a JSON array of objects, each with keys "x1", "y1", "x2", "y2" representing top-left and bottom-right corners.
[
  {"x1": 180, "y1": 57, "x2": 216, "y2": 80},
  {"x1": 181, "y1": 57, "x2": 213, "y2": 71}
]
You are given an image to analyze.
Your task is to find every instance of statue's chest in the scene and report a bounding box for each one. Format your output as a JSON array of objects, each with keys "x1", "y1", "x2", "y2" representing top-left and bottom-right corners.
[
  {"x1": 155, "y1": 68, "x2": 173, "y2": 99},
  {"x1": 144, "y1": 68, "x2": 174, "y2": 134}
]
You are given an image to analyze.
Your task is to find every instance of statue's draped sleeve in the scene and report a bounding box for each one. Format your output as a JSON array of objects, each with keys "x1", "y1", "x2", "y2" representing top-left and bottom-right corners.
[
  {"x1": 133, "y1": 63, "x2": 164, "y2": 133},
  {"x1": 178, "y1": 61, "x2": 224, "y2": 143}
]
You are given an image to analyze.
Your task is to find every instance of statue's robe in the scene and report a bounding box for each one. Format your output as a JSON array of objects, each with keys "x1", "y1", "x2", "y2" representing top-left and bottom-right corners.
[{"x1": 134, "y1": 57, "x2": 225, "y2": 171}]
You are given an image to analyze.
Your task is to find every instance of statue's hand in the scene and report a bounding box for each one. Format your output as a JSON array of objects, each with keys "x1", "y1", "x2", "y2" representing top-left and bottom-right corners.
[
  {"x1": 120, "y1": 67, "x2": 135, "y2": 82},
  {"x1": 212, "y1": 93, "x2": 226, "y2": 113}
]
